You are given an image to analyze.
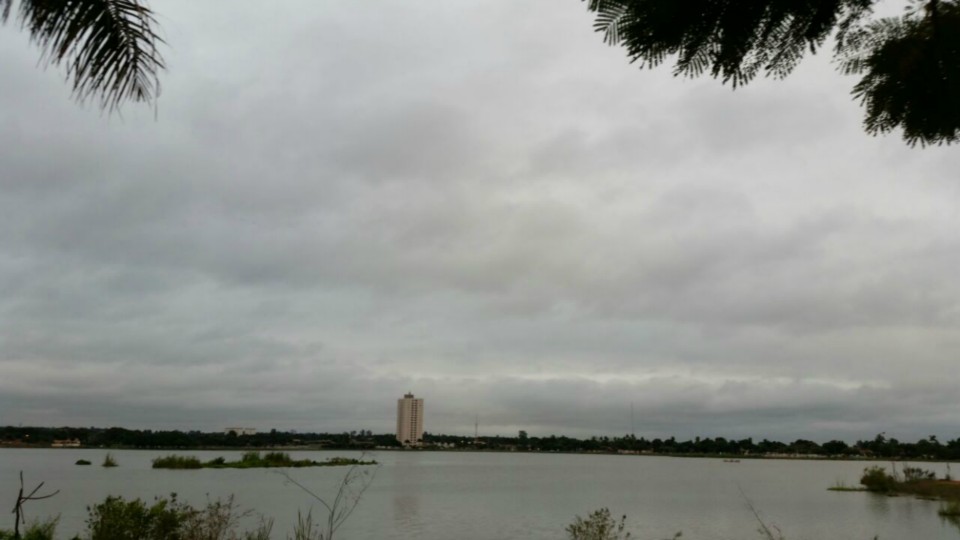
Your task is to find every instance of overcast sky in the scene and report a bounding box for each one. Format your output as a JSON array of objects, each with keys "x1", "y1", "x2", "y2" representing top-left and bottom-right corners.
[{"x1": 1, "y1": 1, "x2": 959, "y2": 443}]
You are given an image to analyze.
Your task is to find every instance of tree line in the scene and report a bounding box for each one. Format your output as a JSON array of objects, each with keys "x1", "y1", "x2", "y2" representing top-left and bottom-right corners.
[
  {"x1": 0, "y1": 426, "x2": 400, "y2": 450},
  {"x1": 3, "y1": 426, "x2": 960, "y2": 460},
  {"x1": 427, "y1": 431, "x2": 960, "y2": 459}
]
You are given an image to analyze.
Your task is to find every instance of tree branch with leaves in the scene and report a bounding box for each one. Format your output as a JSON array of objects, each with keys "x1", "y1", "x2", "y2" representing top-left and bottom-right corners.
[{"x1": 586, "y1": 0, "x2": 960, "y2": 146}]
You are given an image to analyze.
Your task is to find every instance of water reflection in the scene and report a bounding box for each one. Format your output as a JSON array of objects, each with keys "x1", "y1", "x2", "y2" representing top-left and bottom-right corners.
[
  {"x1": 391, "y1": 456, "x2": 423, "y2": 535},
  {"x1": 867, "y1": 492, "x2": 890, "y2": 515},
  {"x1": 938, "y1": 512, "x2": 960, "y2": 535},
  {"x1": 393, "y1": 493, "x2": 421, "y2": 529}
]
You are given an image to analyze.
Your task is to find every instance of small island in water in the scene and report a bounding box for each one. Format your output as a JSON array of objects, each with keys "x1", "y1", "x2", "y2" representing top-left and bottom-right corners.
[
  {"x1": 829, "y1": 464, "x2": 960, "y2": 520},
  {"x1": 152, "y1": 451, "x2": 376, "y2": 469}
]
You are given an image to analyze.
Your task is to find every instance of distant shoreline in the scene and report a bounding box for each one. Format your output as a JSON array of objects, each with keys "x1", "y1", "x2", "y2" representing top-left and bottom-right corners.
[
  {"x1": 5, "y1": 426, "x2": 958, "y2": 462},
  {"x1": 4, "y1": 444, "x2": 959, "y2": 463}
]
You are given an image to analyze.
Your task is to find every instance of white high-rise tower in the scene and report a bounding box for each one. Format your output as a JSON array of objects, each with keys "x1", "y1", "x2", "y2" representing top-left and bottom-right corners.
[{"x1": 396, "y1": 392, "x2": 424, "y2": 445}]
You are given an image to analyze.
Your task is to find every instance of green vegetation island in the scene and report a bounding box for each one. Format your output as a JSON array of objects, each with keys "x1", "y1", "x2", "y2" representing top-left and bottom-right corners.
[
  {"x1": 828, "y1": 464, "x2": 960, "y2": 521},
  {"x1": 4, "y1": 426, "x2": 960, "y2": 461},
  {"x1": 152, "y1": 452, "x2": 376, "y2": 469}
]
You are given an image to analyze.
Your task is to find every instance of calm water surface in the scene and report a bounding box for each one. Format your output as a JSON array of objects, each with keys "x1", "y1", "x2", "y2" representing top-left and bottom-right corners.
[{"x1": 1, "y1": 449, "x2": 958, "y2": 539}]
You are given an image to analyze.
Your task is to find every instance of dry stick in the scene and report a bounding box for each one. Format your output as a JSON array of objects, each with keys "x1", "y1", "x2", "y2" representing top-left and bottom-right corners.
[
  {"x1": 11, "y1": 471, "x2": 59, "y2": 539},
  {"x1": 738, "y1": 485, "x2": 782, "y2": 540},
  {"x1": 278, "y1": 456, "x2": 378, "y2": 540}
]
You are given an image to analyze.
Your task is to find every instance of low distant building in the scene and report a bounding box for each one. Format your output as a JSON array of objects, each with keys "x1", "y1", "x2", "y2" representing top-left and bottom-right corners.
[
  {"x1": 51, "y1": 439, "x2": 81, "y2": 447},
  {"x1": 224, "y1": 427, "x2": 257, "y2": 436}
]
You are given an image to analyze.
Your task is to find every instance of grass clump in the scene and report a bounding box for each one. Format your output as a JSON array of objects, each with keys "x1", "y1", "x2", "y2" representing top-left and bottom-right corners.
[
  {"x1": 902, "y1": 466, "x2": 937, "y2": 482},
  {"x1": 75, "y1": 459, "x2": 92, "y2": 466},
  {"x1": 827, "y1": 479, "x2": 867, "y2": 492},
  {"x1": 152, "y1": 455, "x2": 203, "y2": 469},
  {"x1": 101, "y1": 454, "x2": 117, "y2": 468},
  {"x1": 566, "y1": 508, "x2": 632, "y2": 540},
  {"x1": 564, "y1": 508, "x2": 683, "y2": 540}
]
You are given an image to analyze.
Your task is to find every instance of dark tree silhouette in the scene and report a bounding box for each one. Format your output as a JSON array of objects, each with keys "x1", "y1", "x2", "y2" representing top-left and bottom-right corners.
[
  {"x1": 586, "y1": 0, "x2": 960, "y2": 146},
  {"x1": 3, "y1": 0, "x2": 957, "y2": 145},
  {"x1": 1, "y1": 0, "x2": 164, "y2": 111}
]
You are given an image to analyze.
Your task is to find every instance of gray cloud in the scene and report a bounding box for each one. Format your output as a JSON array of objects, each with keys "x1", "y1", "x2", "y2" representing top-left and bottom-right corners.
[{"x1": 2, "y1": 0, "x2": 959, "y2": 443}]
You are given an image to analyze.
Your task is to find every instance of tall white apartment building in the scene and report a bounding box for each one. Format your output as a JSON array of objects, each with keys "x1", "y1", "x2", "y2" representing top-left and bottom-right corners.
[{"x1": 396, "y1": 392, "x2": 424, "y2": 445}]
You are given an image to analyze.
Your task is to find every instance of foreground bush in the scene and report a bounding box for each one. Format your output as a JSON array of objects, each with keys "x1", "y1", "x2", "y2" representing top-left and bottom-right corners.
[
  {"x1": 85, "y1": 494, "x2": 268, "y2": 540},
  {"x1": 0, "y1": 519, "x2": 57, "y2": 540},
  {"x1": 4, "y1": 459, "x2": 377, "y2": 539}
]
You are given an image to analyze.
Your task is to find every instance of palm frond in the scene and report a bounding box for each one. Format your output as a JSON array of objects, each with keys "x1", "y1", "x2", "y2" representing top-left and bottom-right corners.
[{"x1": 5, "y1": 0, "x2": 164, "y2": 112}]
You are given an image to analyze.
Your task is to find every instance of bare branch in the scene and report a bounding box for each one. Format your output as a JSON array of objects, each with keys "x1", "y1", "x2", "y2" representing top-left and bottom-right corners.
[
  {"x1": 279, "y1": 453, "x2": 379, "y2": 540},
  {"x1": 11, "y1": 471, "x2": 59, "y2": 539}
]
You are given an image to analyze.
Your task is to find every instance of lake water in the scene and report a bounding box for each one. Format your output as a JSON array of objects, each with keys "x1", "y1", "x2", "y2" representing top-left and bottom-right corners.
[{"x1": 1, "y1": 449, "x2": 958, "y2": 539}]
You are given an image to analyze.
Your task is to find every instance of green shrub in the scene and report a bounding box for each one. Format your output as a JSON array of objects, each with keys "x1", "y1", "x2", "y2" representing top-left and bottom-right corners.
[
  {"x1": 241, "y1": 452, "x2": 261, "y2": 464},
  {"x1": 152, "y1": 455, "x2": 203, "y2": 469},
  {"x1": 262, "y1": 452, "x2": 294, "y2": 466},
  {"x1": 860, "y1": 466, "x2": 897, "y2": 493},
  {"x1": 86, "y1": 495, "x2": 186, "y2": 540},
  {"x1": 102, "y1": 454, "x2": 118, "y2": 468},
  {"x1": 85, "y1": 494, "x2": 253, "y2": 540}
]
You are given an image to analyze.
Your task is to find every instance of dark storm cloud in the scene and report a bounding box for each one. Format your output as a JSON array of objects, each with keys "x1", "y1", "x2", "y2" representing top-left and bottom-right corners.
[{"x1": 2, "y1": 0, "x2": 959, "y2": 443}]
